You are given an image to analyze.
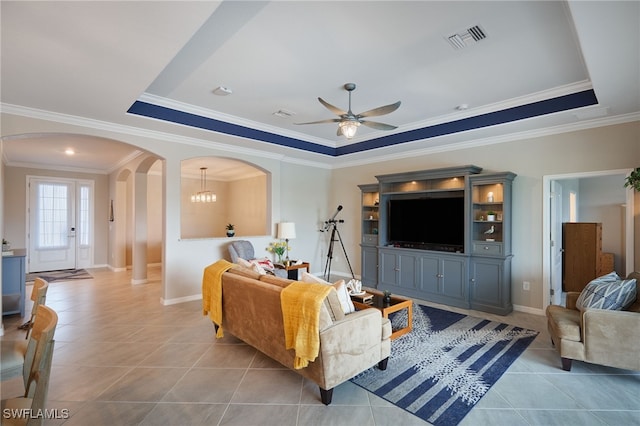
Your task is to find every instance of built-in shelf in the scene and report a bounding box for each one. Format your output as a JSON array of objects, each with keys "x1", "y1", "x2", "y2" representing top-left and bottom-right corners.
[{"x1": 358, "y1": 166, "x2": 516, "y2": 315}]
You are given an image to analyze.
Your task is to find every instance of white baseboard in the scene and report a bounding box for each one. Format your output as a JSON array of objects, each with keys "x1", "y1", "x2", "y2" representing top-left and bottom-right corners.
[
  {"x1": 512, "y1": 304, "x2": 545, "y2": 316},
  {"x1": 161, "y1": 294, "x2": 202, "y2": 306}
]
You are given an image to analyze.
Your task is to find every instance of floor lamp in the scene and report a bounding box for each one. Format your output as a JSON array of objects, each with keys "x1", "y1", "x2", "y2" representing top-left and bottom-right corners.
[{"x1": 277, "y1": 222, "x2": 296, "y2": 266}]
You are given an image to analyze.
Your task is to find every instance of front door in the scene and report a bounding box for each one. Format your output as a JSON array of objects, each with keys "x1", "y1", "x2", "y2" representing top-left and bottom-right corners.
[{"x1": 28, "y1": 178, "x2": 81, "y2": 272}]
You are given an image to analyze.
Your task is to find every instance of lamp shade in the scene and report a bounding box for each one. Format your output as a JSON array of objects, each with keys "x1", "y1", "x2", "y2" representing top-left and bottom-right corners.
[{"x1": 277, "y1": 222, "x2": 296, "y2": 240}]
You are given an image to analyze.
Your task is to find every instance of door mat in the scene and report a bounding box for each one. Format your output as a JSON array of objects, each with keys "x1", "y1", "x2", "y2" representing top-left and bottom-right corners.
[{"x1": 26, "y1": 268, "x2": 93, "y2": 284}]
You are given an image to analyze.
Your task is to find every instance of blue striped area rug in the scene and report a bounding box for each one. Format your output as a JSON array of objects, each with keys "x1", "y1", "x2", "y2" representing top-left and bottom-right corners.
[{"x1": 351, "y1": 304, "x2": 538, "y2": 426}]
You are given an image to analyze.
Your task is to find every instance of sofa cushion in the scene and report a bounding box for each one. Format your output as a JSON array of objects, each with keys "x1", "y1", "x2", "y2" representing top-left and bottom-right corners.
[
  {"x1": 228, "y1": 265, "x2": 262, "y2": 280},
  {"x1": 259, "y1": 274, "x2": 345, "y2": 322},
  {"x1": 259, "y1": 274, "x2": 293, "y2": 288},
  {"x1": 301, "y1": 272, "x2": 355, "y2": 314},
  {"x1": 576, "y1": 274, "x2": 637, "y2": 311},
  {"x1": 546, "y1": 304, "x2": 582, "y2": 342}
]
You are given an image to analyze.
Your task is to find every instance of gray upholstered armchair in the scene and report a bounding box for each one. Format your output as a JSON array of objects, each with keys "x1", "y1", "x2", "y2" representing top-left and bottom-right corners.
[{"x1": 228, "y1": 240, "x2": 287, "y2": 278}]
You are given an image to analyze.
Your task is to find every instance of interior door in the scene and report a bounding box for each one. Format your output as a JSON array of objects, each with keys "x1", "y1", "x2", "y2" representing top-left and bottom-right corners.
[
  {"x1": 550, "y1": 180, "x2": 563, "y2": 305},
  {"x1": 28, "y1": 178, "x2": 77, "y2": 272}
]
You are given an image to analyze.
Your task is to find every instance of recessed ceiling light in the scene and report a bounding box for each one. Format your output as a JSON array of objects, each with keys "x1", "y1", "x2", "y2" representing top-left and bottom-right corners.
[
  {"x1": 455, "y1": 104, "x2": 469, "y2": 111},
  {"x1": 213, "y1": 86, "x2": 232, "y2": 96},
  {"x1": 65, "y1": 148, "x2": 75, "y2": 155}
]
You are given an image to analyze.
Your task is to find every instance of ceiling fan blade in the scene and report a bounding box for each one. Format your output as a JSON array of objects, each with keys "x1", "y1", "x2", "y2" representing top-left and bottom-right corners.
[
  {"x1": 357, "y1": 101, "x2": 401, "y2": 118},
  {"x1": 361, "y1": 120, "x2": 398, "y2": 130},
  {"x1": 318, "y1": 97, "x2": 347, "y2": 116},
  {"x1": 294, "y1": 118, "x2": 340, "y2": 125}
]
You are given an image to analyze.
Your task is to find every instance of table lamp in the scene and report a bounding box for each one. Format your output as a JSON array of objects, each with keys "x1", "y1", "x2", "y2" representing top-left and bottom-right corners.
[{"x1": 277, "y1": 222, "x2": 296, "y2": 265}]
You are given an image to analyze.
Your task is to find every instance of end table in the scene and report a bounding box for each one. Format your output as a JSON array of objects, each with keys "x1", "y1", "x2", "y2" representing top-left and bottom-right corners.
[{"x1": 283, "y1": 262, "x2": 310, "y2": 280}]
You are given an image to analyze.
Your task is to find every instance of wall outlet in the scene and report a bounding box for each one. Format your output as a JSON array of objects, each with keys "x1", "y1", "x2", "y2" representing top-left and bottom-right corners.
[{"x1": 523, "y1": 281, "x2": 530, "y2": 291}]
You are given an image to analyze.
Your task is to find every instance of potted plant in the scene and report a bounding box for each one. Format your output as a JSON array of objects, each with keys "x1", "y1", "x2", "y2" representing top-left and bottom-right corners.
[
  {"x1": 226, "y1": 223, "x2": 235, "y2": 237},
  {"x1": 382, "y1": 290, "x2": 392, "y2": 306},
  {"x1": 624, "y1": 167, "x2": 640, "y2": 192},
  {"x1": 486, "y1": 211, "x2": 496, "y2": 222}
]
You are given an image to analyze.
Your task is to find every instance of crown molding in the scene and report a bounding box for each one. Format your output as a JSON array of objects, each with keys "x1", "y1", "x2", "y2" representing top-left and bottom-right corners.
[{"x1": 332, "y1": 111, "x2": 640, "y2": 169}]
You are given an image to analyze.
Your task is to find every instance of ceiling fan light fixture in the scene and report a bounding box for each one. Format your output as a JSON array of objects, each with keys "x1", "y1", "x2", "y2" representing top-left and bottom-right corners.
[{"x1": 339, "y1": 120, "x2": 360, "y2": 139}]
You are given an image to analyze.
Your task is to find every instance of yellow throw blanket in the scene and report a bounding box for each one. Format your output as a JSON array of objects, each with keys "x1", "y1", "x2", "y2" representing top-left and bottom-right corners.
[
  {"x1": 202, "y1": 259, "x2": 235, "y2": 338},
  {"x1": 281, "y1": 281, "x2": 332, "y2": 369}
]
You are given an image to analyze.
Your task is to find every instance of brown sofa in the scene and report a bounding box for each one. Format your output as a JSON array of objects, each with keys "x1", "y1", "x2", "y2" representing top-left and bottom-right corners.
[
  {"x1": 216, "y1": 266, "x2": 391, "y2": 404},
  {"x1": 546, "y1": 272, "x2": 640, "y2": 371}
]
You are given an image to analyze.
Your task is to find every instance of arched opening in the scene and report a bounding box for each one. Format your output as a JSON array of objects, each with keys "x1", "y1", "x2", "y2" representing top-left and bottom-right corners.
[{"x1": 180, "y1": 157, "x2": 270, "y2": 239}]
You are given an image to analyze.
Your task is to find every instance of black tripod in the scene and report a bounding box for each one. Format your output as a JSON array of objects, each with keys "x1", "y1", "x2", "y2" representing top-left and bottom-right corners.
[{"x1": 323, "y1": 219, "x2": 355, "y2": 281}]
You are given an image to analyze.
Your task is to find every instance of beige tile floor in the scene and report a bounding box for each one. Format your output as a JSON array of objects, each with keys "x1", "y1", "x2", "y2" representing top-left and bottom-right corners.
[{"x1": 1, "y1": 266, "x2": 639, "y2": 425}]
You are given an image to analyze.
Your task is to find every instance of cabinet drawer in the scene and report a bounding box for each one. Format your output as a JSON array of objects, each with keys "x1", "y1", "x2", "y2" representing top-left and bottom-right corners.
[
  {"x1": 362, "y1": 234, "x2": 378, "y2": 245},
  {"x1": 473, "y1": 242, "x2": 502, "y2": 255}
]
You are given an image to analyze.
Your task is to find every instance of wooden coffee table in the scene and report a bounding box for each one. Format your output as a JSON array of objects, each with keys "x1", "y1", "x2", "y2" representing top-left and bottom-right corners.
[{"x1": 351, "y1": 290, "x2": 412, "y2": 340}]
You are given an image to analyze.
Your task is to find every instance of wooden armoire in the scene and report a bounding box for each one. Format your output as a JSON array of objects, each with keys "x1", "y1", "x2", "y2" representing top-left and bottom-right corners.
[{"x1": 562, "y1": 222, "x2": 614, "y2": 292}]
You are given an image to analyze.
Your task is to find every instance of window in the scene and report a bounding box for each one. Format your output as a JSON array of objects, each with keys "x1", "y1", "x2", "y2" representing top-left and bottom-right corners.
[
  {"x1": 36, "y1": 183, "x2": 70, "y2": 249},
  {"x1": 79, "y1": 184, "x2": 91, "y2": 246}
]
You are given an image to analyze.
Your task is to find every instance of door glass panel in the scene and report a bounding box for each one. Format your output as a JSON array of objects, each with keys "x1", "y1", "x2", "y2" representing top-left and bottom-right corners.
[
  {"x1": 79, "y1": 185, "x2": 90, "y2": 246},
  {"x1": 37, "y1": 183, "x2": 69, "y2": 249}
]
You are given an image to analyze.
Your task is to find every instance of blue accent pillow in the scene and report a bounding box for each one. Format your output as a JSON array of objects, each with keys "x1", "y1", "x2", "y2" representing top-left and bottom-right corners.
[{"x1": 576, "y1": 272, "x2": 637, "y2": 311}]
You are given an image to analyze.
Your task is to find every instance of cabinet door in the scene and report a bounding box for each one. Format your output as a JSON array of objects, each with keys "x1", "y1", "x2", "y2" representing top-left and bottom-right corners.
[
  {"x1": 379, "y1": 250, "x2": 399, "y2": 287},
  {"x1": 441, "y1": 257, "x2": 467, "y2": 299},
  {"x1": 418, "y1": 255, "x2": 440, "y2": 294},
  {"x1": 470, "y1": 257, "x2": 512, "y2": 315},
  {"x1": 562, "y1": 222, "x2": 600, "y2": 292},
  {"x1": 397, "y1": 253, "x2": 417, "y2": 290},
  {"x1": 361, "y1": 246, "x2": 378, "y2": 287}
]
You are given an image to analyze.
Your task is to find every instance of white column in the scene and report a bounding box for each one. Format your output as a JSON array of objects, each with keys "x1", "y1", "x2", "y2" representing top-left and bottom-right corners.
[{"x1": 132, "y1": 172, "x2": 148, "y2": 285}]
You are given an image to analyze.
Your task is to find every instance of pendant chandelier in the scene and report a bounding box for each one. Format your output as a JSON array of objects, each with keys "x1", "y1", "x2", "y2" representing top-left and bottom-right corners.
[{"x1": 191, "y1": 167, "x2": 217, "y2": 203}]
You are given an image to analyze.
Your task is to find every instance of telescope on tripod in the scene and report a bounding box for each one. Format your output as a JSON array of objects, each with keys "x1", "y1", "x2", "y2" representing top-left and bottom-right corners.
[{"x1": 320, "y1": 205, "x2": 355, "y2": 281}]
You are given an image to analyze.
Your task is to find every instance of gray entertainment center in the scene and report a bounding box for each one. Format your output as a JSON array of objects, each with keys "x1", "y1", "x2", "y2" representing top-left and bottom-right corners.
[{"x1": 358, "y1": 165, "x2": 516, "y2": 315}]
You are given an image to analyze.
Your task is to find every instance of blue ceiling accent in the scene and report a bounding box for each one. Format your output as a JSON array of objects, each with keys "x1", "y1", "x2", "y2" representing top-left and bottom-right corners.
[
  {"x1": 128, "y1": 89, "x2": 597, "y2": 157},
  {"x1": 127, "y1": 101, "x2": 335, "y2": 156}
]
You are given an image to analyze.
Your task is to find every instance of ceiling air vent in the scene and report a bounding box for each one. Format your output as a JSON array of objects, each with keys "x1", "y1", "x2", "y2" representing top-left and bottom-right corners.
[
  {"x1": 273, "y1": 109, "x2": 296, "y2": 118},
  {"x1": 446, "y1": 25, "x2": 487, "y2": 50}
]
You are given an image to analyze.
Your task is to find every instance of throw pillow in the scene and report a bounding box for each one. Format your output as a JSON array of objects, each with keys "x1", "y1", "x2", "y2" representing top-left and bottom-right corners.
[
  {"x1": 237, "y1": 257, "x2": 274, "y2": 275},
  {"x1": 301, "y1": 272, "x2": 355, "y2": 314},
  {"x1": 576, "y1": 274, "x2": 637, "y2": 311}
]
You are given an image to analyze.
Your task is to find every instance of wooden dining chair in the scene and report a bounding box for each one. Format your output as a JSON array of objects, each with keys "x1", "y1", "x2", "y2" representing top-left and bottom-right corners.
[
  {"x1": 20, "y1": 278, "x2": 50, "y2": 339},
  {"x1": 1, "y1": 305, "x2": 58, "y2": 397},
  {"x1": 2, "y1": 339, "x2": 56, "y2": 426}
]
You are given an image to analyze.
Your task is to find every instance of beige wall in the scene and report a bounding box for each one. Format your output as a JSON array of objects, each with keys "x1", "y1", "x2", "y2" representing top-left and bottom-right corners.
[
  {"x1": 228, "y1": 175, "x2": 268, "y2": 237},
  {"x1": 330, "y1": 121, "x2": 640, "y2": 311},
  {"x1": 2, "y1": 110, "x2": 638, "y2": 311},
  {"x1": 147, "y1": 172, "x2": 163, "y2": 264},
  {"x1": 181, "y1": 176, "x2": 229, "y2": 239},
  {"x1": 180, "y1": 174, "x2": 268, "y2": 239},
  {"x1": 3, "y1": 166, "x2": 109, "y2": 267}
]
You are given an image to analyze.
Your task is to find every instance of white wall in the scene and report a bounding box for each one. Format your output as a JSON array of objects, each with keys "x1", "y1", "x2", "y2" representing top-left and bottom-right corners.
[{"x1": 2, "y1": 111, "x2": 638, "y2": 311}]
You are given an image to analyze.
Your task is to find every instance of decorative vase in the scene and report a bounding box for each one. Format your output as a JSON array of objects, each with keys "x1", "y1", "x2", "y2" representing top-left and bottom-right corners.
[
  {"x1": 226, "y1": 230, "x2": 235, "y2": 237},
  {"x1": 383, "y1": 293, "x2": 391, "y2": 305}
]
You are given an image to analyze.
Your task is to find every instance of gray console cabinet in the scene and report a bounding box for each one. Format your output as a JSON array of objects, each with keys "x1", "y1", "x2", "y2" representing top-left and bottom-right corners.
[{"x1": 358, "y1": 166, "x2": 516, "y2": 315}]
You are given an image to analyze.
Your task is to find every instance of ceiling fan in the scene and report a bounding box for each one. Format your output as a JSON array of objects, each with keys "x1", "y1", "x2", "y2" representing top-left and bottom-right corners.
[{"x1": 295, "y1": 83, "x2": 401, "y2": 139}]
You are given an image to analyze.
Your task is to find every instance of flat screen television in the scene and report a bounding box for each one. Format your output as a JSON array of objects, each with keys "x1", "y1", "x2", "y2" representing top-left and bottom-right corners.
[{"x1": 388, "y1": 196, "x2": 465, "y2": 252}]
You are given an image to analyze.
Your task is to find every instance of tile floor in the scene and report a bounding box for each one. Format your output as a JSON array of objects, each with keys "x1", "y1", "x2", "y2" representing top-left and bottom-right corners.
[{"x1": 1, "y1": 266, "x2": 639, "y2": 425}]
